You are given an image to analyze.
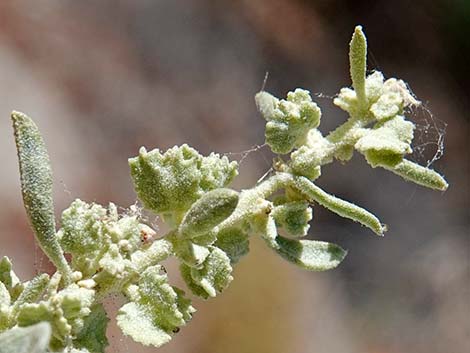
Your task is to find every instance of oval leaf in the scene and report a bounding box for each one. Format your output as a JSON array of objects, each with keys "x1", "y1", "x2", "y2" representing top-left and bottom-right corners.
[
  {"x1": 273, "y1": 236, "x2": 347, "y2": 271},
  {"x1": 179, "y1": 188, "x2": 239, "y2": 237},
  {"x1": 0, "y1": 322, "x2": 51, "y2": 353}
]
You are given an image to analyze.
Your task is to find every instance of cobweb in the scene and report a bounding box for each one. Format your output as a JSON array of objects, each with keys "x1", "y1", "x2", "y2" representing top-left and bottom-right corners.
[
  {"x1": 311, "y1": 89, "x2": 447, "y2": 169},
  {"x1": 407, "y1": 102, "x2": 447, "y2": 168}
]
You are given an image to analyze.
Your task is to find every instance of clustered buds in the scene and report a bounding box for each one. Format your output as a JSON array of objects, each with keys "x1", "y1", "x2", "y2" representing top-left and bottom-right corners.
[{"x1": 0, "y1": 26, "x2": 448, "y2": 353}]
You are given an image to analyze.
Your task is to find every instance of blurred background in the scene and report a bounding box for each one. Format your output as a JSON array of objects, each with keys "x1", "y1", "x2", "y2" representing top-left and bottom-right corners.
[{"x1": 0, "y1": 1, "x2": 468, "y2": 352}]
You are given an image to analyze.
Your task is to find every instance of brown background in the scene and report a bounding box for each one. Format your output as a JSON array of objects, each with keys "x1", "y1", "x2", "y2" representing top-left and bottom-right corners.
[{"x1": 0, "y1": 1, "x2": 468, "y2": 353}]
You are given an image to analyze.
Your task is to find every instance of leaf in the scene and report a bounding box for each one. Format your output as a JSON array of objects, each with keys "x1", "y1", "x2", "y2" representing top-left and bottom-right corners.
[
  {"x1": 173, "y1": 238, "x2": 210, "y2": 268},
  {"x1": 74, "y1": 304, "x2": 109, "y2": 353},
  {"x1": 370, "y1": 92, "x2": 403, "y2": 121},
  {"x1": 271, "y1": 236, "x2": 347, "y2": 271},
  {"x1": 0, "y1": 322, "x2": 51, "y2": 353},
  {"x1": 0, "y1": 282, "x2": 10, "y2": 307},
  {"x1": 349, "y1": 26, "x2": 367, "y2": 105},
  {"x1": 131, "y1": 238, "x2": 173, "y2": 272},
  {"x1": 382, "y1": 159, "x2": 448, "y2": 191},
  {"x1": 16, "y1": 285, "x2": 95, "y2": 351},
  {"x1": 0, "y1": 257, "x2": 15, "y2": 289},
  {"x1": 272, "y1": 201, "x2": 313, "y2": 237},
  {"x1": 58, "y1": 200, "x2": 108, "y2": 257},
  {"x1": 0, "y1": 304, "x2": 10, "y2": 332},
  {"x1": 188, "y1": 247, "x2": 233, "y2": 298},
  {"x1": 290, "y1": 145, "x2": 323, "y2": 180},
  {"x1": 11, "y1": 112, "x2": 71, "y2": 283},
  {"x1": 333, "y1": 71, "x2": 385, "y2": 118},
  {"x1": 117, "y1": 266, "x2": 195, "y2": 347},
  {"x1": 355, "y1": 115, "x2": 414, "y2": 167},
  {"x1": 255, "y1": 89, "x2": 321, "y2": 154},
  {"x1": 11, "y1": 274, "x2": 49, "y2": 316},
  {"x1": 0, "y1": 257, "x2": 23, "y2": 302},
  {"x1": 213, "y1": 227, "x2": 249, "y2": 264},
  {"x1": 179, "y1": 188, "x2": 239, "y2": 237},
  {"x1": 258, "y1": 215, "x2": 278, "y2": 249},
  {"x1": 180, "y1": 264, "x2": 210, "y2": 299},
  {"x1": 294, "y1": 176, "x2": 385, "y2": 235},
  {"x1": 117, "y1": 302, "x2": 172, "y2": 347},
  {"x1": 129, "y1": 144, "x2": 238, "y2": 214}
]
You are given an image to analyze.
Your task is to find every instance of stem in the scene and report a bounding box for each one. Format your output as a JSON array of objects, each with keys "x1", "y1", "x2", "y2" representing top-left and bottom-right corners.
[
  {"x1": 252, "y1": 172, "x2": 293, "y2": 198},
  {"x1": 326, "y1": 118, "x2": 363, "y2": 145},
  {"x1": 213, "y1": 173, "x2": 293, "y2": 233}
]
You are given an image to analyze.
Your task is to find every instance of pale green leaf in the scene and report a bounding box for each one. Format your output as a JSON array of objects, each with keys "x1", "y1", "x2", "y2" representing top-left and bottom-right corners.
[
  {"x1": 0, "y1": 282, "x2": 10, "y2": 307},
  {"x1": 256, "y1": 89, "x2": 321, "y2": 154},
  {"x1": 17, "y1": 285, "x2": 95, "y2": 351},
  {"x1": 294, "y1": 176, "x2": 385, "y2": 235},
  {"x1": 355, "y1": 115, "x2": 415, "y2": 167},
  {"x1": 0, "y1": 305, "x2": 11, "y2": 331},
  {"x1": 58, "y1": 199, "x2": 108, "y2": 257},
  {"x1": 271, "y1": 236, "x2": 347, "y2": 271},
  {"x1": 259, "y1": 216, "x2": 278, "y2": 249},
  {"x1": 382, "y1": 159, "x2": 448, "y2": 191},
  {"x1": 117, "y1": 266, "x2": 194, "y2": 347},
  {"x1": 179, "y1": 188, "x2": 239, "y2": 237},
  {"x1": 349, "y1": 26, "x2": 367, "y2": 105},
  {"x1": 180, "y1": 264, "x2": 209, "y2": 299},
  {"x1": 11, "y1": 274, "x2": 49, "y2": 317},
  {"x1": 129, "y1": 144, "x2": 237, "y2": 214},
  {"x1": 0, "y1": 257, "x2": 15, "y2": 289},
  {"x1": 0, "y1": 322, "x2": 51, "y2": 353},
  {"x1": 290, "y1": 145, "x2": 323, "y2": 180},
  {"x1": 131, "y1": 238, "x2": 173, "y2": 272},
  {"x1": 213, "y1": 227, "x2": 249, "y2": 264},
  {"x1": 117, "y1": 302, "x2": 172, "y2": 347},
  {"x1": 172, "y1": 238, "x2": 210, "y2": 268},
  {"x1": 272, "y1": 201, "x2": 312, "y2": 237},
  {"x1": 11, "y1": 112, "x2": 71, "y2": 283},
  {"x1": 370, "y1": 92, "x2": 403, "y2": 121},
  {"x1": 189, "y1": 247, "x2": 233, "y2": 298}
]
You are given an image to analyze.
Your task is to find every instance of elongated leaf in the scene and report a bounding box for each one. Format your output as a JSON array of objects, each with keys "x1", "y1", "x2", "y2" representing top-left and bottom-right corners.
[
  {"x1": 0, "y1": 322, "x2": 51, "y2": 353},
  {"x1": 11, "y1": 112, "x2": 71, "y2": 283},
  {"x1": 382, "y1": 159, "x2": 448, "y2": 191},
  {"x1": 12, "y1": 274, "x2": 49, "y2": 316},
  {"x1": 294, "y1": 176, "x2": 385, "y2": 235},
  {"x1": 349, "y1": 26, "x2": 367, "y2": 105}
]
